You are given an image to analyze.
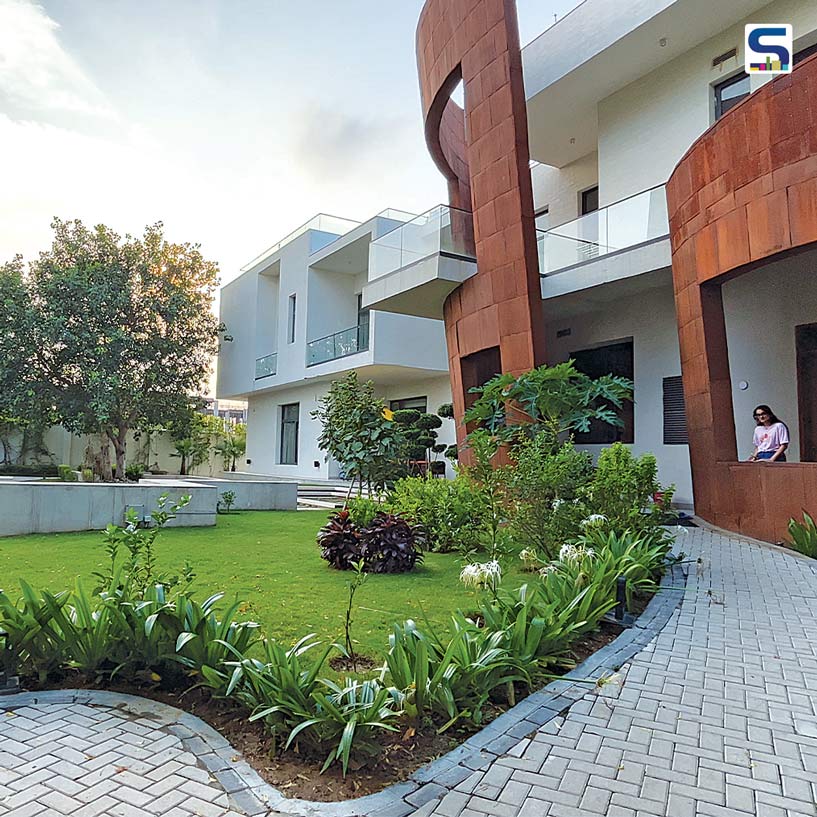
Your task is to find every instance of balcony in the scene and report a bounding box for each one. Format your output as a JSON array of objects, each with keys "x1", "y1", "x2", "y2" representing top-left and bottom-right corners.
[
  {"x1": 363, "y1": 205, "x2": 477, "y2": 320},
  {"x1": 255, "y1": 352, "x2": 277, "y2": 380},
  {"x1": 306, "y1": 323, "x2": 370, "y2": 367},
  {"x1": 537, "y1": 185, "x2": 671, "y2": 298}
]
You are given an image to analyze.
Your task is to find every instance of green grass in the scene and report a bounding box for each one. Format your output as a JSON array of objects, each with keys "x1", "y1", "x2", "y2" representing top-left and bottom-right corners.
[{"x1": 0, "y1": 511, "x2": 526, "y2": 661}]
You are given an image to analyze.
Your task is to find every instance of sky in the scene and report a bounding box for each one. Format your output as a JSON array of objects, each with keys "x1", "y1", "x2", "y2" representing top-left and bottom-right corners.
[{"x1": 0, "y1": 0, "x2": 581, "y2": 287}]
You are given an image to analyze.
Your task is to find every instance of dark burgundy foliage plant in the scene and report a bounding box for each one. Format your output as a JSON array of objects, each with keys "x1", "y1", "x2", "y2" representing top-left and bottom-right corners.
[
  {"x1": 317, "y1": 510, "x2": 424, "y2": 574},
  {"x1": 317, "y1": 510, "x2": 362, "y2": 570},
  {"x1": 360, "y1": 513, "x2": 425, "y2": 574}
]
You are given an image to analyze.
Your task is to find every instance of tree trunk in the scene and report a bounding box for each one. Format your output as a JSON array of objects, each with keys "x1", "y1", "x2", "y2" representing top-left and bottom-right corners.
[
  {"x1": 107, "y1": 425, "x2": 128, "y2": 481},
  {"x1": 97, "y1": 435, "x2": 113, "y2": 482},
  {"x1": 180, "y1": 453, "x2": 188, "y2": 476}
]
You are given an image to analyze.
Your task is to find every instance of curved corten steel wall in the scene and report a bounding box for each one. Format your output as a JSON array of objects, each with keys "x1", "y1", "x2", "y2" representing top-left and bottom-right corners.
[
  {"x1": 666, "y1": 55, "x2": 817, "y2": 542},
  {"x1": 416, "y1": 0, "x2": 546, "y2": 450}
]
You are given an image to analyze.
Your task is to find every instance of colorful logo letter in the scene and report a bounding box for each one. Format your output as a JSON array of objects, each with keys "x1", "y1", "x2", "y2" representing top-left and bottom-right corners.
[{"x1": 745, "y1": 25, "x2": 793, "y2": 74}]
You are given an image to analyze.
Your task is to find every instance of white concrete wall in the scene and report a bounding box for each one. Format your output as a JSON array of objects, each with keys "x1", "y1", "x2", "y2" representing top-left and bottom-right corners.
[
  {"x1": 723, "y1": 253, "x2": 817, "y2": 463},
  {"x1": 0, "y1": 482, "x2": 217, "y2": 537},
  {"x1": 246, "y1": 382, "x2": 327, "y2": 480},
  {"x1": 244, "y1": 374, "x2": 456, "y2": 481},
  {"x1": 218, "y1": 268, "x2": 259, "y2": 399},
  {"x1": 531, "y1": 153, "x2": 598, "y2": 228},
  {"x1": 597, "y1": 0, "x2": 817, "y2": 205},
  {"x1": 544, "y1": 279, "x2": 693, "y2": 505}
]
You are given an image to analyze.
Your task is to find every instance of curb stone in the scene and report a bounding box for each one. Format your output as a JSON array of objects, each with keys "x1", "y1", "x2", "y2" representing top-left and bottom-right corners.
[{"x1": 0, "y1": 561, "x2": 687, "y2": 816}]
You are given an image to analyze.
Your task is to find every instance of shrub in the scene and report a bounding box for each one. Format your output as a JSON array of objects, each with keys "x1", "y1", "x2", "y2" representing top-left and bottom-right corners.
[
  {"x1": 360, "y1": 513, "x2": 425, "y2": 574},
  {"x1": 590, "y1": 443, "x2": 663, "y2": 531},
  {"x1": 317, "y1": 510, "x2": 362, "y2": 570},
  {"x1": 0, "y1": 464, "x2": 58, "y2": 477},
  {"x1": 346, "y1": 496, "x2": 381, "y2": 528},
  {"x1": 788, "y1": 512, "x2": 817, "y2": 558},
  {"x1": 503, "y1": 436, "x2": 593, "y2": 559},
  {"x1": 125, "y1": 463, "x2": 146, "y2": 481},
  {"x1": 218, "y1": 490, "x2": 237, "y2": 514},
  {"x1": 81, "y1": 468, "x2": 94, "y2": 482},
  {"x1": 57, "y1": 464, "x2": 77, "y2": 482},
  {"x1": 388, "y1": 475, "x2": 484, "y2": 553}
]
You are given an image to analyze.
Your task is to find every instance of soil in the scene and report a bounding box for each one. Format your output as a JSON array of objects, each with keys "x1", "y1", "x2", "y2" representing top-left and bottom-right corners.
[
  {"x1": 30, "y1": 593, "x2": 654, "y2": 802},
  {"x1": 328, "y1": 654, "x2": 378, "y2": 673}
]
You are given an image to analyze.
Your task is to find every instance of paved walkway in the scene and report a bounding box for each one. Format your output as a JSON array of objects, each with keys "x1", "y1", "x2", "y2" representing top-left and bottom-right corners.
[{"x1": 1, "y1": 526, "x2": 817, "y2": 817}]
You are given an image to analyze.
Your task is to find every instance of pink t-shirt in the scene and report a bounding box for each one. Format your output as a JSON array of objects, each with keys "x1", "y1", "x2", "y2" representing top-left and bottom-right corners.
[{"x1": 753, "y1": 422, "x2": 789, "y2": 452}]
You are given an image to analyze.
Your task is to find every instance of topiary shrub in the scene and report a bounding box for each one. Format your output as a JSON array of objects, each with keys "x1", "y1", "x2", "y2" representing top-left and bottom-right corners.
[
  {"x1": 318, "y1": 510, "x2": 363, "y2": 570},
  {"x1": 360, "y1": 513, "x2": 425, "y2": 574},
  {"x1": 57, "y1": 464, "x2": 77, "y2": 482}
]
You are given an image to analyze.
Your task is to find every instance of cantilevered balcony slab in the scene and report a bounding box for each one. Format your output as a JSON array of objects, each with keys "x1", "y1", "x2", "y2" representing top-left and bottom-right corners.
[{"x1": 362, "y1": 204, "x2": 476, "y2": 320}]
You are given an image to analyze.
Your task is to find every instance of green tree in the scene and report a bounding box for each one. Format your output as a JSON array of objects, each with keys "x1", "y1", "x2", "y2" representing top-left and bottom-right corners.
[
  {"x1": 464, "y1": 360, "x2": 633, "y2": 452},
  {"x1": 24, "y1": 219, "x2": 220, "y2": 480},
  {"x1": 312, "y1": 372, "x2": 403, "y2": 500},
  {"x1": 169, "y1": 413, "x2": 223, "y2": 476},
  {"x1": 214, "y1": 423, "x2": 246, "y2": 472}
]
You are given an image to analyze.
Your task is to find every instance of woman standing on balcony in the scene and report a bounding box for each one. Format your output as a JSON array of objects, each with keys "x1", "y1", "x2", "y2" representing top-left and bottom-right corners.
[{"x1": 748, "y1": 405, "x2": 790, "y2": 462}]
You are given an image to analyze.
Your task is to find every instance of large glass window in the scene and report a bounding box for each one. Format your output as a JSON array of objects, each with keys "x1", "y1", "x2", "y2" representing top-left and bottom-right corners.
[
  {"x1": 580, "y1": 186, "x2": 599, "y2": 215},
  {"x1": 714, "y1": 73, "x2": 750, "y2": 120},
  {"x1": 571, "y1": 340, "x2": 634, "y2": 444},
  {"x1": 280, "y1": 403, "x2": 299, "y2": 464}
]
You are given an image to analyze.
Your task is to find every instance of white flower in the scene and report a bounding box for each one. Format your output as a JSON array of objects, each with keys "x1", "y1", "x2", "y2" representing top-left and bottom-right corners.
[
  {"x1": 459, "y1": 561, "x2": 502, "y2": 589},
  {"x1": 551, "y1": 498, "x2": 565, "y2": 510},
  {"x1": 559, "y1": 543, "x2": 579, "y2": 563},
  {"x1": 539, "y1": 563, "x2": 558, "y2": 576},
  {"x1": 580, "y1": 514, "x2": 607, "y2": 528}
]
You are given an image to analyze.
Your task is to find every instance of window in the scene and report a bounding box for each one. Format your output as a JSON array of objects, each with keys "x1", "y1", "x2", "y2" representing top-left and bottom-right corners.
[
  {"x1": 662, "y1": 376, "x2": 689, "y2": 445},
  {"x1": 357, "y1": 293, "x2": 370, "y2": 349},
  {"x1": 287, "y1": 294, "x2": 296, "y2": 344},
  {"x1": 714, "y1": 73, "x2": 750, "y2": 120},
  {"x1": 571, "y1": 340, "x2": 634, "y2": 444},
  {"x1": 580, "y1": 186, "x2": 599, "y2": 215},
  {"x1": 390, "y1": 396, "x2": 428, "y2": 413},
  {"x1": 534, "y1": 205, "x2": 550, "y2": 231},
  {"x1": 279, "y1": 403, "x2": 299, "y2": 464},
  {"x1": 795, "y1": 42, "x2": 817, "y2": 65}
]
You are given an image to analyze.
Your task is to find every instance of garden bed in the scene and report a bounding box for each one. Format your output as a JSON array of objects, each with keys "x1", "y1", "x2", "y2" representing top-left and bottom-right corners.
[{"x1": 26, "y1": 612, "x2": 641, "y2": 800}]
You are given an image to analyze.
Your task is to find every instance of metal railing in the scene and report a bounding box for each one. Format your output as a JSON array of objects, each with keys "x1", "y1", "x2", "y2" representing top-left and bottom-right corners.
[
  {"x1": 255, "y1": 352, "x2": 278, "y2": 379},
  {"x1": 537, "y1": 185, "x2": 669, "y2": 276},
  {"x1": 369, "y1": 204, "x2": 475, "y2": 281},
  {"x1": 306, "y1": 323, "x2": 370, "y2": 367}
]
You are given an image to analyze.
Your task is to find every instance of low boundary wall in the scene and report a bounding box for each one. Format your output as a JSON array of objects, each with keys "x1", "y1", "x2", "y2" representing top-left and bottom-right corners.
[{"x1": 0, "y1": 477, "x2": 297, "y2": 537}]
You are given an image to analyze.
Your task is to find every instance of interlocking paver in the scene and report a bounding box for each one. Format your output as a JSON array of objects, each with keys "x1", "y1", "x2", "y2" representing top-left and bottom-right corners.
[
  {"x1": 1, "y1": 526, "x2": 817, "y2": 817},
  {"x1": 420, "y1": 526, "x2": 817, "y2": 817}
]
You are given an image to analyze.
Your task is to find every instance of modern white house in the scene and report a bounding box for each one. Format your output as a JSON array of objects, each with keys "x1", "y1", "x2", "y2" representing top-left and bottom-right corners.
[
  {"x1": 216, "y1": 211, "x2": 460, "y2": 480},
  {"x1": 219, "y1": 0, "x2": 817, "y2": 511}
]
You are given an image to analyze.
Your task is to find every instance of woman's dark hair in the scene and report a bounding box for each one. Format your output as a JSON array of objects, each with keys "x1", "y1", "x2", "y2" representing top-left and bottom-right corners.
[{"x1": 753, "y1": 405, "x2": 782, "y2": 425}]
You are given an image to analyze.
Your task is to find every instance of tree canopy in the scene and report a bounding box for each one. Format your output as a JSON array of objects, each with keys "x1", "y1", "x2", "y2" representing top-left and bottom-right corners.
[{"x1": 1, "y1": 219, "x2": 221, "y2": 479}]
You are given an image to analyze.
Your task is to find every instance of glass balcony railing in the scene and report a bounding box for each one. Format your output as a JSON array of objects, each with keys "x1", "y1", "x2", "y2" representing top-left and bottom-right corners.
[
  {"x1": 537, "y1": 185, "x2": 669, "y2": 277},
  {"x1": 369, "y1": 204, "x2": 475, "y2": 281},
  {"x1": 306, "y1": 322, "x2": 370, "y2": 367},
  {"x1": 255, "y1": 352, "x2": 277, "y2": 379}
]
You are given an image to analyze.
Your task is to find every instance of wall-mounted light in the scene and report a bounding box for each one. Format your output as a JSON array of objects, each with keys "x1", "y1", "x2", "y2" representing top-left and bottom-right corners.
[{"x1": 659, "y1": 37, "x2": 668, "y2": 47}]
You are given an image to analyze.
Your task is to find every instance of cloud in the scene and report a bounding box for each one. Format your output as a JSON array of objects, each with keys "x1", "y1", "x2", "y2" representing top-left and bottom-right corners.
[
  {"x1": 0, "y1": 0, "x2": 114, "y2": 118},
  {"x1": 290, "y1": 106, "x2": 419, "y2": 183}
]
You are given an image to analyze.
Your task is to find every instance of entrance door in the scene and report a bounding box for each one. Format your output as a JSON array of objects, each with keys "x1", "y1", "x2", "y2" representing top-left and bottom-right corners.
[{"x1": 796, "y1": 323, "x2": 817, "y2": 462}]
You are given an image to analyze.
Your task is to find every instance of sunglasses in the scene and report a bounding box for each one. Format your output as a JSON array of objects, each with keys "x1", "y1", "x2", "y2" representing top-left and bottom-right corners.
[{"x1": 753, "y1": 412, "x2": 769, "y2": 418}]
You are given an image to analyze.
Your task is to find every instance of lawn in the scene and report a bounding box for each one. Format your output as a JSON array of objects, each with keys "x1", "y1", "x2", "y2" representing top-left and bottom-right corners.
[{"x1": 0, "y1": 510, "x2": 526, "y2": 661}]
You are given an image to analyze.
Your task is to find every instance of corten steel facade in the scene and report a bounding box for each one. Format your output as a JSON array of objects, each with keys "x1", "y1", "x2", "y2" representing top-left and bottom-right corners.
[
  {"x1": 417, "y1": 1, "x2": 817, "y2": 541},
  {"x1": 416, "y1": 0, "x2": 546, "y2": 452},
  {"x1": 666, "y1": 54, "x2": 817, "y2": 542}
]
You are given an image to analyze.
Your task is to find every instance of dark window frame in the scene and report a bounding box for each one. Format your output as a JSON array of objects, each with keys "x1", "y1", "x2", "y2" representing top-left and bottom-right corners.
[
  {"x1": 714, "y1": 72, "x2": 751, "y2": 120},
  {"x1": 794, "y1": 41, "x2": 817, "y2": 65},
  {"x1": 279, "y1": 402, "x2": 299, "y2": 465},
  {"x1": 580, "y1": 186, "x2": 599, "y2": 216},
  {"x1": 287, "y1": 294, "x2": 296, "y2": 344},
  {"x1": 571, "y1": 339, "x2": 634, "y2": 445},
  {"x1": 389, "y1": 396, "x2": 428, "y2": 413}
]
